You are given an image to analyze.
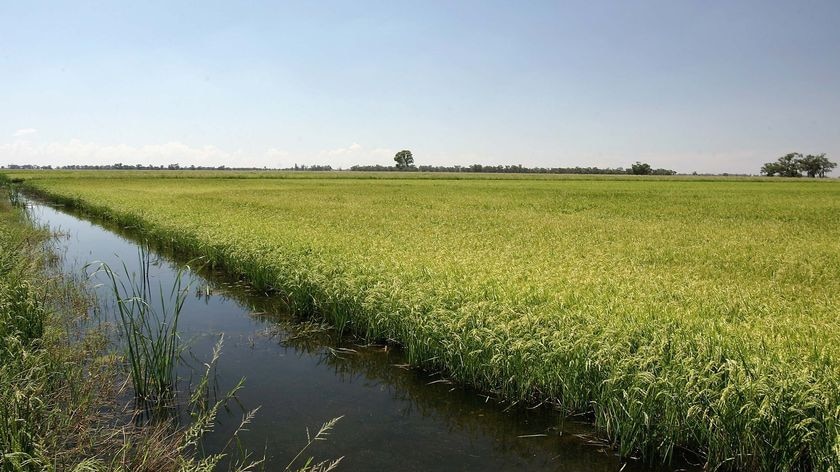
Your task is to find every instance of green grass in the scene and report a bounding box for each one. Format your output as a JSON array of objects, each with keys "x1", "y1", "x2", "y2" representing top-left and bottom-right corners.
[
  {"x1": 6, "y1": 170, "x2": 840, "y2": 470},
  {"x1": 0, "y1": 188, "x2": 103, "y2": 470}
]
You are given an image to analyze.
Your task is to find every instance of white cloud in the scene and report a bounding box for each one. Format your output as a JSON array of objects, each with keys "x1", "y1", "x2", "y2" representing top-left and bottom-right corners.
[
  {"x1": 326, "y1": 142, "x2": 364, "y2": 156},
  {"x1": 264, "y1": 148, "x2": 290, "y2": 159},
  {"x1": 0, "y1": 139, "x2": 399, "y2": 170},
  {"x1": 318, "y1": 143, "x2": 394, "y2": 167},
  {"x1": 12, "y1": 128, "x2": 37, "y2": 138},
  {"x1": 0, "y1": 139, "x2": 284, "y2": 168}
]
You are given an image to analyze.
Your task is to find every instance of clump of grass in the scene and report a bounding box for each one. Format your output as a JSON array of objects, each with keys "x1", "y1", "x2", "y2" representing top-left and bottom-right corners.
[
  {"x1": 284, "y1": 416, "x2": 344, "y2": 472},
  {"x1": 171, "y1": 334, "x2": 264, "y2": 472},
  {"x1": 6, "y1": 185, "x2": 24, "y2": 209},
  {"x1": 181, "y1": 336, "x2": 344, "y2": 472},
  {"x1": 91, "y1": 247, "x2": 187, "y2": 417}
]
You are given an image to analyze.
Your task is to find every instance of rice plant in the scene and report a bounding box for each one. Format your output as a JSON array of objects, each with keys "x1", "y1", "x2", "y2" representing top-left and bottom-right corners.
[{"x1": 7, "y1": 169, "x2": 840, "y2": 470}]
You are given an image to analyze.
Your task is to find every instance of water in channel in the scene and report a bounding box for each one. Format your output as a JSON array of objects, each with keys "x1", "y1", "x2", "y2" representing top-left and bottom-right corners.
[{"x1": 29, "y1": 200, "x2": 680, "y2": 472}]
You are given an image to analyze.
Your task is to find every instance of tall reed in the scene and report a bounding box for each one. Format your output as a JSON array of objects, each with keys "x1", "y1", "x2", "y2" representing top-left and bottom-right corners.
[{"x1": 94, "y1": 246, "x2": 187, "y2": 416}]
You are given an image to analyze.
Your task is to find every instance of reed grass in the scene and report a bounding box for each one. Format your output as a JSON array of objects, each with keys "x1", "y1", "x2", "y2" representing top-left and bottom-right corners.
[
  {"x1": 91, "y1": 247, "x2": 187, "y2": 416},
  {"x1": 7, "y1": 170, "x2": 839, "y2": 470}
]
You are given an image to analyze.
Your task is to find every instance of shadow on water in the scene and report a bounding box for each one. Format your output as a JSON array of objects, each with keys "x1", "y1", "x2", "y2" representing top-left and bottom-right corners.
[{"x1": 26, "y1": 198, "x2": 695, "y2": 472}]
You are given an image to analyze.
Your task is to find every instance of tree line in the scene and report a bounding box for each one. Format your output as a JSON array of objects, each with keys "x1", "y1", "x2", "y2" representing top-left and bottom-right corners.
[
  {"x1": 347, "y1": 150, "x2": 678, "y2": 175},
  {"x1": 350, "y1": 163, "x2": 676, "y2": 175},
  {"x1": 3, "y1": 163, "x2": 336, "y2": 171},
  {"x1": 28, "y1": 149, "x2": 836, "y2": 178}
]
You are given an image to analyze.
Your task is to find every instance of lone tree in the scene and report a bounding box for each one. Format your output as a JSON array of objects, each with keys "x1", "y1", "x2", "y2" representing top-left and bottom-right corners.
[
  {"x1": 630, "y1": 161, "x2": 652, "y2": 175},
  {"x1": 761, "y1": 152, "x2": 836, "y2": 177},
  {"x1": 394, "y1": 150, "x2": 415, "y2": 169}
]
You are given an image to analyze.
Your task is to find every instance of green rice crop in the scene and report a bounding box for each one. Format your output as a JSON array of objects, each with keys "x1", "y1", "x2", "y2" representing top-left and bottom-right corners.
[{"x1": 7, "y1": 170, "x2": 840, "y2": 470}]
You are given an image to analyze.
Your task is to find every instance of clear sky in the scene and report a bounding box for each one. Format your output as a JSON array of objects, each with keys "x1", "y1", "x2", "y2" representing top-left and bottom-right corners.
[{"x1": 2, "y1": 1, "x2": 838, "y2": 173}]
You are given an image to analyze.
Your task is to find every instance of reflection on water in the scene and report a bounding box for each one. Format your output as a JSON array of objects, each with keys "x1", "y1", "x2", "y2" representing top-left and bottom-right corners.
[{"x1": 29, "y1": 200, "x2": 682, "y2": 472}]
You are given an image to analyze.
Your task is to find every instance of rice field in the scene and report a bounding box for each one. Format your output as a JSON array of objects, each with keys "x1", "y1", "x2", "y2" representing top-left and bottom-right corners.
[{"x1": 5, "y1": 170, "x2": 840, "y2": 470}]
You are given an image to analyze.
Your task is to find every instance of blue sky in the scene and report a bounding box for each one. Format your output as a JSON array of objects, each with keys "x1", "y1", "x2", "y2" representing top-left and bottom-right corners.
[{"x1": 2, "y1": 1, "x2": 838, "y2": 173}]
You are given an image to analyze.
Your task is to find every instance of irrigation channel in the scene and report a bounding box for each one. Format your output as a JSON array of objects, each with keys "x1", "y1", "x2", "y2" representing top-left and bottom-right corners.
[{"x1": 28, "y1": 198, "x2": 689, "y2": 472}]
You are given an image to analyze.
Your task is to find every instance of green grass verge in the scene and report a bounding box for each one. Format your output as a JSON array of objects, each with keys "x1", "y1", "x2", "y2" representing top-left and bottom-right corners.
[{"x1": 0, "y1": 188, "x2": 112, "y2": 470}]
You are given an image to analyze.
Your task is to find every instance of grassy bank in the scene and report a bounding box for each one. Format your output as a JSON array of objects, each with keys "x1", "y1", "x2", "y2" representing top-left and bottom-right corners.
[
  {"x1": 5, "y1": 170, "x2": 839, "y2": 470},
  {"x1": 0, "y1": 187, "x2": 112, "y2": 470}
]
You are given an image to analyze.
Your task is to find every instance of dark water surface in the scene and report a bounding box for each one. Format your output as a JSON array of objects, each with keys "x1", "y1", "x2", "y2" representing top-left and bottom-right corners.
[{"x1": 29, "y1": 200, "x2": 680, "y2": 472}]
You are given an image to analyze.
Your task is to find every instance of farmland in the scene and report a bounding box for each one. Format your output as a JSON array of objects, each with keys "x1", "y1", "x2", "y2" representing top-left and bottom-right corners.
[{"x1": 5, "y1": 170, "x2": 840, "y2": 470}]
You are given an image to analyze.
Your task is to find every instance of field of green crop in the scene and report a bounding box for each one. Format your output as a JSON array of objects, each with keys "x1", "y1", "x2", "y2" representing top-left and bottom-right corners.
[{"x1": 4, "y1": 170, "x2": 839, "y2": 470}]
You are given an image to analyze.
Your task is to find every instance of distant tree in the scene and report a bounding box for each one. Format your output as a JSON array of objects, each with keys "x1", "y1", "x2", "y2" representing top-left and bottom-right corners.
[
  {"x1": 630, "y1": 162, "x2": 652, "y2": 175},
  {"x1": 761, "y1": 152, "x2": 803, "y2": 177},
  {"x1": 797, "y1": 153, "x2": 836, "y2": 178},
  {"x1": 394, "y1": 150, "x2": 415, "y2": 169}
]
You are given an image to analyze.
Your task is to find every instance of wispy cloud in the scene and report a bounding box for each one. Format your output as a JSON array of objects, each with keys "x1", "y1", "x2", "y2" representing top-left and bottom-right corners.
[
  {"x1": 12, "y1": 128, "x2": 37, "y2": 138},
  {"x1": 326, "y1": 142, "x2": 363, "y2": 156}
]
